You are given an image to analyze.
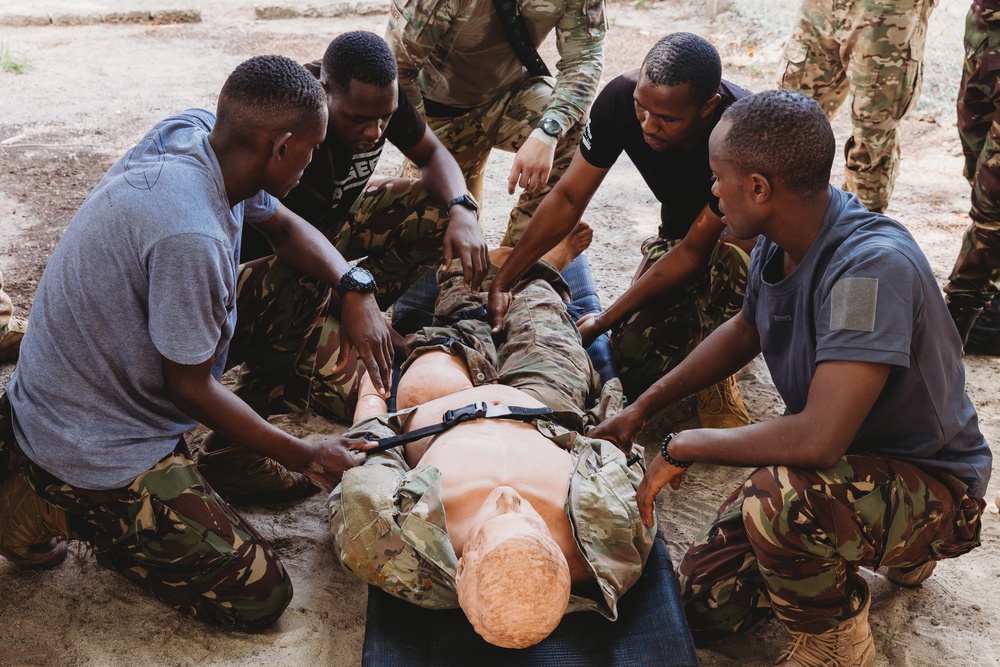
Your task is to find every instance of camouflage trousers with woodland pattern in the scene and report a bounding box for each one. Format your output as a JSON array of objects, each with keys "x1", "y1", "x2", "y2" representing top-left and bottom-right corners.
[
  {"x1": 678, "y1": 454, "x2": 984, "y2": 639},
  {"x1": 0, "y1": 394, "x2": 292, "y2": 631}
]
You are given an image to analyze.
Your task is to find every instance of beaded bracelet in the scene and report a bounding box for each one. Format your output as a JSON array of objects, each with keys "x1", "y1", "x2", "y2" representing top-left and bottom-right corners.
[{"x1": 660, "y1": 432, "x2": 693, "y2": 468}]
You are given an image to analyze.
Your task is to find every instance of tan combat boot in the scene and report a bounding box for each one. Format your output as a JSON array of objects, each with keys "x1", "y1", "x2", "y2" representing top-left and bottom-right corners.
[
  {"x1": 195, "y1": 435, "x2": 317, "y2": 506},
  {"x1": 884, "y1": 560, "x2": 936, "y2": 588},
  {"x1": 775, "y1": 594, "x2": 875, "y2": 667},
  {"x1": 0, "y1": 473, "x2": 73, "y2": 567},
  {"x1": 696, "y1": 375, "x2": 751, "y2": 429}
]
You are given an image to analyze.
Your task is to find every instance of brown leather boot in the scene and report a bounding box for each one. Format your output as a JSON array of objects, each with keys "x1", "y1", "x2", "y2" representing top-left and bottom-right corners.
[
  {"x1": 0, "y1": 473, "x2": 73, "y2": 567},
  {"x1": 696, "y1": 375, "x2": 751, "y2": 429},
  {"x1": 775, "y1": 593, "x2": 874, "y2": 667},
  {"x1": 195, "y1": 435, "x2": 317, "y2": 506}
]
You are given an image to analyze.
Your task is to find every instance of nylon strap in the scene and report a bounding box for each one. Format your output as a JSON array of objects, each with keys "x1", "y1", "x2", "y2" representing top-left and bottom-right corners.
[
  {"x1": 366, "y1": 402, "x2": 553, "y2": 454},
  {"x1": 492, "y1": 0, "x2": 551, "y2": 77}
]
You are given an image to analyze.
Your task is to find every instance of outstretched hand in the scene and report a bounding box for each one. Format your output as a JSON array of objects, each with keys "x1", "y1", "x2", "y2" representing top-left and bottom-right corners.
[
  {"x1": 339, "y1": 291, "x2": 393, "y2": 397},
  {"x1": 575, "y1": 312, "x2": 608, "y2": 347},
  {"x1": 299, "y1": 436, "x2": 376, "y2": 493},
  {"x1": 635, "y1": 454, "x2": 685, "y2": 527},
  {"x1": 588, "y1": 405, "x2": 646, "y2": 456},
  {"x1": 507, "y1": 136, "x2": 556, "y2": 194},
  {"x1": 487, "y1": 284, "x2": 513, "y2": 333},
  {"x1": 442, "y1": 208, "x2": 489, "y2": 290}
]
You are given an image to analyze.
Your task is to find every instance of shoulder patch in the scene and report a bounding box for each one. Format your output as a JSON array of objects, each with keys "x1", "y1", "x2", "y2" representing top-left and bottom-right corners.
[{"x1": 829, "y1": 276, "x2": 878, "y2": 332}]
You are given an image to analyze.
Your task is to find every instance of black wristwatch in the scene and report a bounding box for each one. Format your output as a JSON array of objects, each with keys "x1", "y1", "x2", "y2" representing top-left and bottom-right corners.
[
  {"x1": 447, "y1": 193, "x2": 479, "y2": 212},
  {"x1": 336, "y1": 266, "x2": 378, "y2": 298},
  {"x1": 538, "y1": 117, "x2": 563, "y2": 138}
]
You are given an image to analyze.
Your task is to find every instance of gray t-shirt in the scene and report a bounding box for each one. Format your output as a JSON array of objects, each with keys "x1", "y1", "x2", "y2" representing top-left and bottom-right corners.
[
  {"x1": 8, "y1": 109, "x2": 277, "y2": 490},
  {"x1": 743, "y1": 187, "x2": 992, "y2": 499}
]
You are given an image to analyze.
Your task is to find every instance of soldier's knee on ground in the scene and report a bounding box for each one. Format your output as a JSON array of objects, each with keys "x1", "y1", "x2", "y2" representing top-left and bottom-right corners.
[{"x1": 215, "y1": 561, "x2": 294, "y2": 632}]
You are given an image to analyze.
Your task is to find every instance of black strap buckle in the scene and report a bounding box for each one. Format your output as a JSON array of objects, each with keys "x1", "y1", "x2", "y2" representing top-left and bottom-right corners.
[{"x1": 442, "y1": 401, "x2": 488, "y2": 426}]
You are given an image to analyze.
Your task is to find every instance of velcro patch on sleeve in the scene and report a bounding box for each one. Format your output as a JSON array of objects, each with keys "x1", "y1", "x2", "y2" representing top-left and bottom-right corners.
[{"x1": 830, "y1": 276, "x2": 878, "y2": 332}]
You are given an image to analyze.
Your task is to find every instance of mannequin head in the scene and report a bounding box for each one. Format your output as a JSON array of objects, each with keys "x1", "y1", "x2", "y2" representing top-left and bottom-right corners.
[{"x1": 456, "y1": 486, "x2": 571, "y2": 648}]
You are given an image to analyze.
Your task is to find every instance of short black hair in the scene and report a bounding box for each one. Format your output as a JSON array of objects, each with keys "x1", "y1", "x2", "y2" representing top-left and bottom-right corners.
[
  {"x1": 322, "y1": 31, "x2": 397, "y2": 91},
  {"x1": 641, "y1": 32, "x2": 722, "y2": 105},
  {"x1": 218, "y1": 54, "x2": 325, "y2": 134},
  {"x1": 720, "y1": 90, "x2": 835, "y2": 197}
]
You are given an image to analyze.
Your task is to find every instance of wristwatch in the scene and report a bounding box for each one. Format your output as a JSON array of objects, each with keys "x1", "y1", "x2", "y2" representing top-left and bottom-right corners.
[
  {"x1": 447, "y1": 193, "x2": 479, "y2": 212},
  {"x1": 336, "y1": 266, "x2": 378, "y2": 298},
  {"x1": 538, "y1": 117, "x2": 563, "y2": 138}
]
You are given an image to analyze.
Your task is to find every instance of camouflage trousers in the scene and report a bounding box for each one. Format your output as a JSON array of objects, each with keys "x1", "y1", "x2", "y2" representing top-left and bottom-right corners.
[
  {"x1": 779, "y1": 0, "x2": 937, "y2": 213},
  {"x1": 611, "y1": 237, "x2": 749, "y2": 402},
  {"x1": 946, "y1": 5, "x2": 1000, "y2": 307},
  {"x1": 401, "y1": 76, "x2": 584, "y2": 246},
  {"x1": 0, "y1": 394, "x2": 292, "y2": 631},
  {"x1": 404, "y1": 259, "x2": 601, "y2": 430},
  {"x1": 232, "y1": 178, "x2": 451, "y2": 423},
  {"x1": 678, "y1": 455, "x2": 984, "y2": 639}
]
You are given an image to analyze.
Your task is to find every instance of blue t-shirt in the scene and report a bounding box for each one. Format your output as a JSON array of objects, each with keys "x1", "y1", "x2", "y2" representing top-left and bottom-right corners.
[
  {"x1": 8, "y1": 109, "x2": 277, "y2": 490},
  {"x1": 743, "y1": 188, "x2": 992, "y2": 499}
]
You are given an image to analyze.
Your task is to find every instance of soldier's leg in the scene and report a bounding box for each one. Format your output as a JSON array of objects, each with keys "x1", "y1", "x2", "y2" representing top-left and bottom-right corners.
[
  {"x1": 27, "y1": 441, "x2": 292, "y2": 631},
  {"x1": 946, "y1": 9, "x2": 1000, "y2": 342},
  {"x1": 610, "y1": 238, "x2": 749, "y2": 402},
  {"x1": 778, "y1": 0, "x2": 850, "y2": 117},
  {"x1": 741, "y1": 456, "x2": 981, "y2": 634},
  {"x1": 229, "y1": 255, "x2": 332, "y2": 417},
  {"x1": 335, "y1": 178, "x2": 450, "y2": 308},
  {"x1": 680, "y1": 455, "x2": 984, "y2": 638},
  {"x1": 195, "y1": 256, "x2": 332, "y2": 503},
  {"x1": 841, "y1": 0, "x2": 936, "y2": 212},
  {"x1": 494, "y1": 77, "x2": 584, "y2": 246},
  {"x1": 492, "y1": 262, "x2": 599, "y2": 424}
]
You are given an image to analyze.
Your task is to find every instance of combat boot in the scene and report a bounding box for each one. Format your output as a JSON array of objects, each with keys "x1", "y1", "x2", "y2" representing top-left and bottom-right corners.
[
  {"x1": 195, "y1": 435, "x2": 318, "y2": 506},
  {"x1": 696, "y1": 375, "x2": 751, "y2": 429},
  {"x1": 965, "y1": 299, "x2": 1000, "y2": 356},
  {"x1": 0, "y1": 473, "x2": 73, "y2": 567},
  {"x1": 884, "y1": 560, "x2": 936, "y2": 588},
  {"x1": 775, "y1": 593, "x2": 874, "y2": 667},
  {"x1": 0, "y1": 315, "x2": 27, "y2": 363}
]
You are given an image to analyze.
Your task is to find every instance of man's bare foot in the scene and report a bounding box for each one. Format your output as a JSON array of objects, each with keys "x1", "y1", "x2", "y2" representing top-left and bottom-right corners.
[{"x1": 541, "y1": 221, "x2": 593, "y2": 272}]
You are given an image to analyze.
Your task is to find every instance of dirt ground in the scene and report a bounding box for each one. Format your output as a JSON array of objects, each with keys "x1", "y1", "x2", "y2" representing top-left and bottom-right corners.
[{"x1": 0, "y1": 0, "x2": 998, "y2": 665}]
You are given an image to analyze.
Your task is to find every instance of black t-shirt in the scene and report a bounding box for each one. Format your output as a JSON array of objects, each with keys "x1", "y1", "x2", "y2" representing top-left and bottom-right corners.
[
  {"x1": 240, "y1": 61, "x2": 427, "y2": 262},
  {"x1": 579, "y1": 70, "x2": 748, "y2": 241}
]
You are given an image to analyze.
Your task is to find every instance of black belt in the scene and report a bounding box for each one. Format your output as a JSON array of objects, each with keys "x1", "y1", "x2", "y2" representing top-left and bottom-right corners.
[{"x1": 365, "y1": 401, "x2": 553, "y2": 455}]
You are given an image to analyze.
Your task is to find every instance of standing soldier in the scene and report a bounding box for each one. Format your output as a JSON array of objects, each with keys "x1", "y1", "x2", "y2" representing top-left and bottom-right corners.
[
  {"x1": 385, "y1": 0, "x2": 607, "y2": 247},
  {"x1": 945, "y1": 0, "x2": 1000, "y2": 354},
  {"x1": 778, "y1": 0, "x2": 937, "y2": 213}
]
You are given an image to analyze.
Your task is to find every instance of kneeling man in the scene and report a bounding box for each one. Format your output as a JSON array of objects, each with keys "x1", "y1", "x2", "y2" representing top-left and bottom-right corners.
[{"x1": 328, "y1": 243, "x2": 654, "y2": 648}]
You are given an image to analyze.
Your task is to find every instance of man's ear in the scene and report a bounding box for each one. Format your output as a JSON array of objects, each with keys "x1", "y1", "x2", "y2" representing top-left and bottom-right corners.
[
  {"x1": 701, "y1": 93, "x2": 722, "y2": 119},
  {"x1": 271, "y1": 131, "x2": 292, "y2": 159},
  {"x1": 749, "y1": 173, "x2": 772, "y2": 203}
]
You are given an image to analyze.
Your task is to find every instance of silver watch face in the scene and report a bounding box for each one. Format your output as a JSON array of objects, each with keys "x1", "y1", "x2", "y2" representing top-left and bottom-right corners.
[{"x1": 540, "y1": 117, "x2": 561, "y2": 137}]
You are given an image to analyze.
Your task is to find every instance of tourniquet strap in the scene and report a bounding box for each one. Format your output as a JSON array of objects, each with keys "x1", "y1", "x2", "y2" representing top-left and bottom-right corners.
[
  {"x1": 366, "y1": 402, "x2": 553, "y2": 454},
  {"x1": 492, "y1": 0, "x2": 551, "y2": 77}
]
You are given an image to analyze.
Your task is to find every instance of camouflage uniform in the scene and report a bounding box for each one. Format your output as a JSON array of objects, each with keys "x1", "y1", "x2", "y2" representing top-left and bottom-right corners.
[
  {"x1": 0, "y1": 394, "x2": 291, "y2": 631},
  {"x1": 0, "y1": 272, "x2": 14, "y2": 342},
  {"x1": 611, "y1": 237, "x2": 750, "y2": 401},
  {"x1": 233, "y1": 178, "x2": 452, "y2": 424},
  {"x1": 678, "y1": 455, "x2": 984, "y2": 639},
  {"x1": 328, "y1": 260, "x2": 654, "y2": 616},
  {"x1": 779, "y1": 0, "x2": 937, "y2": 212},
  {"x1": 946, "y1": 0, "x2": 1000, "y2": 310},
  {"x1": 387, "y1": 0, "x2": 606, "y2": 245}
]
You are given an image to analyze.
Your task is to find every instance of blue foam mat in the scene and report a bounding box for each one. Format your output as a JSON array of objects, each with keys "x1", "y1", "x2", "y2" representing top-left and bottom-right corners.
[{"x1": 361, "y1": 533, "x2": 699, "y2": 667}]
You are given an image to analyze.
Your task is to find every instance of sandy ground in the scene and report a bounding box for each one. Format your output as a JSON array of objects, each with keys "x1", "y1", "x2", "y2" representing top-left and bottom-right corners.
[{"x1": 0, "y1": 0, "x2": 998, "y2": 665}]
